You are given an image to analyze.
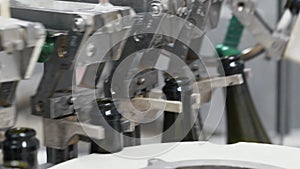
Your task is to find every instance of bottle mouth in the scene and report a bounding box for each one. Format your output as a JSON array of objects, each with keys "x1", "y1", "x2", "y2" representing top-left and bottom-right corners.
[
  {"x1": 4, "y1": 160, "x2": 29, "y2": 169},
  {"x1": 164, "y1": 76, "x2": 193, "y2": 88},
  {"x1": 5, "y1": 128, "x2": 36, "y2": 139},
  {"x1": 220, "y1": 55, "x2": 245, "y2": 76},
  {"x1": 220, "y1": 55, "x2": 241, "y2": 63}
]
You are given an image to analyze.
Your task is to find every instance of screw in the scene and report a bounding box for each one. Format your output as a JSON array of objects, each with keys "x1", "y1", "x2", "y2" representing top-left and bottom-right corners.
[
  {"x1": 237, "y1": 2, "x2": 245, "y2": 12},
  {"x1": 152, "y1": 5, "x2": 160, "y2": 14},
  {"x1": 73, "y1": 18, "x2": 86, "y2": 32},
  {"x1": 137, "y1": 77, "x2": 146, "y2": 85},
  {"x1": 67, "y1": 97, "x2": 76, "y2": 105},
  {"x1": 151, "y1": 3, "x2": 163, "y2": 16}
]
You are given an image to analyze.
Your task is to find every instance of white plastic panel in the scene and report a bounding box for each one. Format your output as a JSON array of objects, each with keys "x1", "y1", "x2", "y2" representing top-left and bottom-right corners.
[
  {"x1": 50, "y1": 142, "x2": 300, "y2": 169},
  {"x1": 285, "y1": 15, "x2": 300, "y2": 64}
]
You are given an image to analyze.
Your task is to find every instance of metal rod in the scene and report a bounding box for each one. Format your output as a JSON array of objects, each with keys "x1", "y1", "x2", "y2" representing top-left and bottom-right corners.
[
  {"x1": 241, "y1": 44, "x2": 265, "y2": 61},
  {"x1": 277, "y1": 60, "x2": 291, "y2": 144},
  {"x1": 276, "y1": 0, "x2": 291, "y2": 145}
]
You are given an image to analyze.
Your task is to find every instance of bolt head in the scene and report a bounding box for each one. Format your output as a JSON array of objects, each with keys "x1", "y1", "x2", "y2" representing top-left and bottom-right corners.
[
  {"x1": 73, "y1": 18, "x2": 86, "y2": 32},
  {"x1": 137, "y1": 77, "x2": 146, "y2": 85}
]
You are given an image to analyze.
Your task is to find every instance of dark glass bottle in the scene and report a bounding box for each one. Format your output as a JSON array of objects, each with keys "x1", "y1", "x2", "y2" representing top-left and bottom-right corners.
[
  {"x1": 46, "y1": 145, "x2": 78, "y2": 165},
  {"x1": 123, "y1": 126, "x2": 141, "y2": 147},
  {"x1": 221, "y1": 55, "x2": 271, "y2": 144},
  {"x1": 3, "y1": 161, "x2": 29, "y2": 169},
  {"x1": 90, "y1": 99, "x2": 123, "y2": 154},
  {"x1": 162, "y1": 77, "x2": 199, "y2": 142},
  {"x1": 3, "y1": 128, "x2": 39, "y2": 169}
]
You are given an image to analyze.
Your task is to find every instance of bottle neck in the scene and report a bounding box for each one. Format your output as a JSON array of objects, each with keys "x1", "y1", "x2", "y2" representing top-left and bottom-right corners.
[
  {"x1": 5, "y1": 128, "x2": 36, "y2": 140},
  {"x1": 220, "y1": 55, "x2": 245, "y2": 76}
]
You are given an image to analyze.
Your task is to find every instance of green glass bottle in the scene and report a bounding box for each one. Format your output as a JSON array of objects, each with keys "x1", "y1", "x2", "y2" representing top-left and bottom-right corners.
[{"x1": 221, "y1": 55, "x2": 271, "y2": 144}]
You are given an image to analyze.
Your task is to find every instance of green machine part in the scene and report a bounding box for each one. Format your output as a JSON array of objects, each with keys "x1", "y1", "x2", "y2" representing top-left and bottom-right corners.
[
  {"x1": 38, "y1": 36, "x2": 55, "y2": 63},
  {"x1": 216, "y1": 16, "x2": 244, "y2": 57}
]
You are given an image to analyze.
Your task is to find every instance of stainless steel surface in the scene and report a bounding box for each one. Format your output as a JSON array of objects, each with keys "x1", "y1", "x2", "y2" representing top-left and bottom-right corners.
[
  {"x1": 8, "y1": 0, "x2": 224, "y2": 149},
  {"x1": 73, "y1": 0, "x2": 224, "y2": 148},
  {"x1": 0, "y1": 107, "x2": 16, "y2": 130},
  {"x1": 10, "y1": 1, "x2": 135, "y2": 164},
  {"x1": 0, "y1": 17, "x2": 45, "y2": 82},
  {"x1": 62, "y1": 0, "x2": 224, "y2": 24},
  {"x1": 277, "y1": 60, "x2": 292, "y2": 144},
  {"x1": 11, "y1": 0, "x2": 133, "y2": 118},
  {"x1": 0, "y1": 17, "x2": 45, "y2": 129},
  {"x1": 276, "y1": 0, "x2": 291, "y2": 145}
]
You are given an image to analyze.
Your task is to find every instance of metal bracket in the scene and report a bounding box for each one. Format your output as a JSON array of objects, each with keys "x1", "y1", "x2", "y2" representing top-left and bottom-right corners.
[
  {"x1": 227, "y1": 0, "x2": 288, "y2": 59},
  {"x1": 196, "y1": 74, "x2": 244, "y2": 103},
  {"x1": 0, "y1": 17, "x2": 45, "y2": 82},
  {"x1": 129, "y1": 74, "x2": 244, "y2": 114},
  {"x1": 44, "y1": 117, "x2": 105, "y2": 149}
]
